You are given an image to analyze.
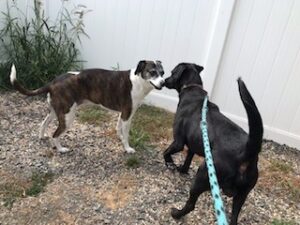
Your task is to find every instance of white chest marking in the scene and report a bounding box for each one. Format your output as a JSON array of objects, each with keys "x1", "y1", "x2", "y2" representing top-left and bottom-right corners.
[{"x1": 129, "y1": 69, "x2": 153, "y2": 108}]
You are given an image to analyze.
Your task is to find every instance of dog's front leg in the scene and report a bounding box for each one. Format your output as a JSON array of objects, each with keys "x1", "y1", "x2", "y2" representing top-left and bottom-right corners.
[
  {"x1": 116, "y1": 114, "x2": 123, "y2": 139},
  {"x1": 163, "y1": 141, "x2": 184, "y2": 170},
  {"x1": 121, "y1": 117, "x2": 135, "y2": 153},
  {"x1": 50, "y1": 108, "x2": 75, "y2": 153}
]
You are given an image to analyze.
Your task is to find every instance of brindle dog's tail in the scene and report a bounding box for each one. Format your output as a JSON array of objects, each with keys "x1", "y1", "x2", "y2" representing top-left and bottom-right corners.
[
  {"x1": 238, "y1": 77, "x2": 263, "y2": 161},
  {"x1": 10, "y1": 64, "x2": 49, "y2": 96}
]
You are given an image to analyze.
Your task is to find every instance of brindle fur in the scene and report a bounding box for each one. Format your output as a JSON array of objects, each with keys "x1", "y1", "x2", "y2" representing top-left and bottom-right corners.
[{"x1": 10, "y1": 61, "x2": 165, "y2": 153}]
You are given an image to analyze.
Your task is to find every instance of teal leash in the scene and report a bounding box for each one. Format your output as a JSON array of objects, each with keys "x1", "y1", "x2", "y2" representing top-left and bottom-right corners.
[{"x1": 200, "y1": 96, "x2": 228, "y2": 225}]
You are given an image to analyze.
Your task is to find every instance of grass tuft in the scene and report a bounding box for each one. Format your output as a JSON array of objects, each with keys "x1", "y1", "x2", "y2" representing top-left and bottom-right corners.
[
  {"x1": 271, "y1": 219, "x2": 297, "y2": 225},
  {"x1": 125, "y1": 155, "x2": 141, "y2": 168},
  {"x1": 129, "y1": 104, "x2": 174, "y2": 151},
  {"x1": 259, "y1": 158, "x2": 300, "y2": 203},
  {"x1": 129, "y1": 128, "x2": 150, "y2": 151},
  {"x1": 78, "y1": 105, "x2": 109, "y2": 125},
  {"x1": 0, "y1": 170, "x2": 54, "y2": 209},
  {"x1": 269, "y1": 159, "x2": 294, "y2": 173},
  {"x1": 281, "y1": 179, "x2": 300, "y2": 201},
  {"x1": 77, "y1": 104, "x2": 174, "y2": 151},
  {"x1": 132, "y1": 104, "x2": 174, "y2": 145},
  {"x1": 1, "y1": 182, "x2": 25, "y2": 209},
  {"x1": 25, "y1": 171, "x2": 54, "y2": 197}
]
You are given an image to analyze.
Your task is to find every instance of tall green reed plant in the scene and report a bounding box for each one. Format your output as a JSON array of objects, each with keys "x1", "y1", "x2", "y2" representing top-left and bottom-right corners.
[{"x1": 0, "y1": 0, "x2": 89, "y2": 90}]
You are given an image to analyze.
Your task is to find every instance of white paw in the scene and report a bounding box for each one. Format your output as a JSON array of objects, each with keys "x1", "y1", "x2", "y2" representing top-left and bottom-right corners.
[
  {"x1": 58, "y1": 147, "x2": 71, "y2": 153},
  {"x1": 125, "y1": 147, "x2": 136, "y2": 154}
]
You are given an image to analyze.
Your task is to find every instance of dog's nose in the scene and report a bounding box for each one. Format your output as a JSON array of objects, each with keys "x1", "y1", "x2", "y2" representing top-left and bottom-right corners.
[{"x1": 164, "y1": 78, "x2": 171, "y2": 88}]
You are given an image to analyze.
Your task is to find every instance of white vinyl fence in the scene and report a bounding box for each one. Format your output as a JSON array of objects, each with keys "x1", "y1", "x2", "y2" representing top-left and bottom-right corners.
[
  {"x1": 4, "y1": 0, "x2": 300, "y2": 150},
  {"x1": 44, "y1": 0, "x2": 232, "y2": 111},
  {"x1": 213, "y1": 0, "x2": 300, "y2": 150}
]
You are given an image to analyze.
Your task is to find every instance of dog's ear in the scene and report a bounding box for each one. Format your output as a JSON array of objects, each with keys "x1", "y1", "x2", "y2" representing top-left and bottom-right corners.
[
  {"x1": 135, "y1": 60, "x2": 146, "y2": 75},
  {"x1": 164, "y1": 63, "x2": 187, "y2": 90},
  {"x1": 195, "y1": 64, "x2": 204, "y2": 74},
  {"x1": 171, "y1": 63, "x2": 186, "y2": 80},
  {"x1": 156, "y1": 60, "x2": 164, "y2": 74},
  {"x1": 156, "y1": 60, "x2": 162, "y2": 69}
]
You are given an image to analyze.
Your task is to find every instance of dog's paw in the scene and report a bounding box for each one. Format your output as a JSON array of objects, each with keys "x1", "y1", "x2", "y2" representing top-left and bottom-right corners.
[
  {"x1": 58, "y1": 147, "x2": 72, "y2": 153},
  {"x1": 39, "y1": 136, "x2": 49, "y2": 142},
  {"x1": 177, "y1": 165, "x2": 189, "y2": 174},
  {"x1": 165, "y1": 162, "x2": 177, "y2": 171},
  {"x1": 171, "y1": 207, "x2": 182, "y2": 220},
  {"x1": 39, "y1": 134, "x2": 46, "y2": 140},
  {"x1": 125, "y1": 147, "x2": 136, "y2": 154},
  {"x1": 49, "y1": 138, "x2": 56, "y2": 148}
]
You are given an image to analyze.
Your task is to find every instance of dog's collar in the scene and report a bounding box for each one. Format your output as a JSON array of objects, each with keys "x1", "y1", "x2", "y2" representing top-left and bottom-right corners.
[{"x1": 180, "y1": 84, "x2": 203, "y2": 92}]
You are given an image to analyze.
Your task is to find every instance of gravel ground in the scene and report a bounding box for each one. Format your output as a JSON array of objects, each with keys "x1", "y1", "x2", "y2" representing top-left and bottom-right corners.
[{"x1": 0, "y1": 92, "x2": 300, "y2": 225}]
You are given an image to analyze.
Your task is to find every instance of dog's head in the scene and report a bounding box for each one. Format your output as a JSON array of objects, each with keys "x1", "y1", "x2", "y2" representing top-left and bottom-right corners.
[
  {"x1": 164, "y1": 63, "x2": 204, "y2": 92},
  {"x1": 134, "y1": 60, "x2": 165, "y2": 90}
]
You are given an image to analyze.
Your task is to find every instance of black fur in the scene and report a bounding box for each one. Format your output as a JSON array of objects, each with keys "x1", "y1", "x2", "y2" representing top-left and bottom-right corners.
[{"x1": 163, "y1": 63, "x2": 263, "y2": 225}]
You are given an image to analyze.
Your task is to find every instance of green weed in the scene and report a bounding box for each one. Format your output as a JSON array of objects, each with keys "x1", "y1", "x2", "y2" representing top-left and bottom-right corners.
[
  {"x1": 132, "y1": 104, "x2": 174, "y2": 143},
  {"x1": 129, "y1": 128, "x2": 150, "y2": 151},
  {"x1": 0, "y1": 0, "x2": 89, "y2": 90},
  {"x1": 270, "y1": 219, "x2": 297, "y2": 225},
  {"x1": 0, "y1": 170, "x2": 54, "y2": 209},
  {"x1": 25, "y1": 171, "x2": 54, "y2": 197},
  {"x1": 269, "y1": 159, "x2": 294, "y2": 173},
  {"x1": 125, "y1": 155, "x2": 141, "y2": 168}
]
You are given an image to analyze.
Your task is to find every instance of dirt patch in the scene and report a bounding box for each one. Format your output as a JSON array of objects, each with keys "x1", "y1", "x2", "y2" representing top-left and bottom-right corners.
[{"x1": 98, "y1": 173, "x2": 137, "y2": 210}]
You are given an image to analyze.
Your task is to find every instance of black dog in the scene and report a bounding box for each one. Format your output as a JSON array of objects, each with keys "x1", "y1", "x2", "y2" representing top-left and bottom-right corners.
[{"x1": 163, "y1": 63, "x2": 263, "y2": 225}]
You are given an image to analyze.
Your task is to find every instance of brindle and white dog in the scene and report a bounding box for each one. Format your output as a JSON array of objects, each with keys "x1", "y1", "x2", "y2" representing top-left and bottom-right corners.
[{"x1": 10, "y1": 60, "x2": 165, "y2": 153}]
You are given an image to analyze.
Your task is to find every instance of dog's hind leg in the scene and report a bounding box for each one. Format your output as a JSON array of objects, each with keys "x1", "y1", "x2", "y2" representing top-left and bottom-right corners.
[
  {"x1": 52, "y1": 114, "x2": 68, "y2": 153},
  {"x1": 39, "y1": 109, "x2": 55, "y2": 139},
  {"x1": 171, "y1": 165, "x2": 210, "y2": 219},
  {"x1": 51, "y1": 104, "x2": 76, "y2": 153},
  {"x1": 230, "y1": 188, "x2": 251, "y2": 225},
  {"x1": 163, "y1": 141, "x2": 184, "y2": 169},
  {"x1": 65, "y1": 103, "x2": 76, "y2": 130}
]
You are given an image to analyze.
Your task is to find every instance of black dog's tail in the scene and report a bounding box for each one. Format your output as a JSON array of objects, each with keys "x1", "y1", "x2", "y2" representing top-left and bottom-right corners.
[
  {"x1": 238, "y1": 77, "x2": 263, "y2": 161},
  {"x1": 10, "y1": 64, "x2": 49, "y2": 96}
]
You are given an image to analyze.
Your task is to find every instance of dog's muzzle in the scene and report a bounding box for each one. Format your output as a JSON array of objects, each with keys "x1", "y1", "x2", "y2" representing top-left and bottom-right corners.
[
  {"x1": 150, "y1": 77, "x2": 165, "y2": 90},
  {"x1": 163, "y1": 77, "x2": 173, "y2": 89}
]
